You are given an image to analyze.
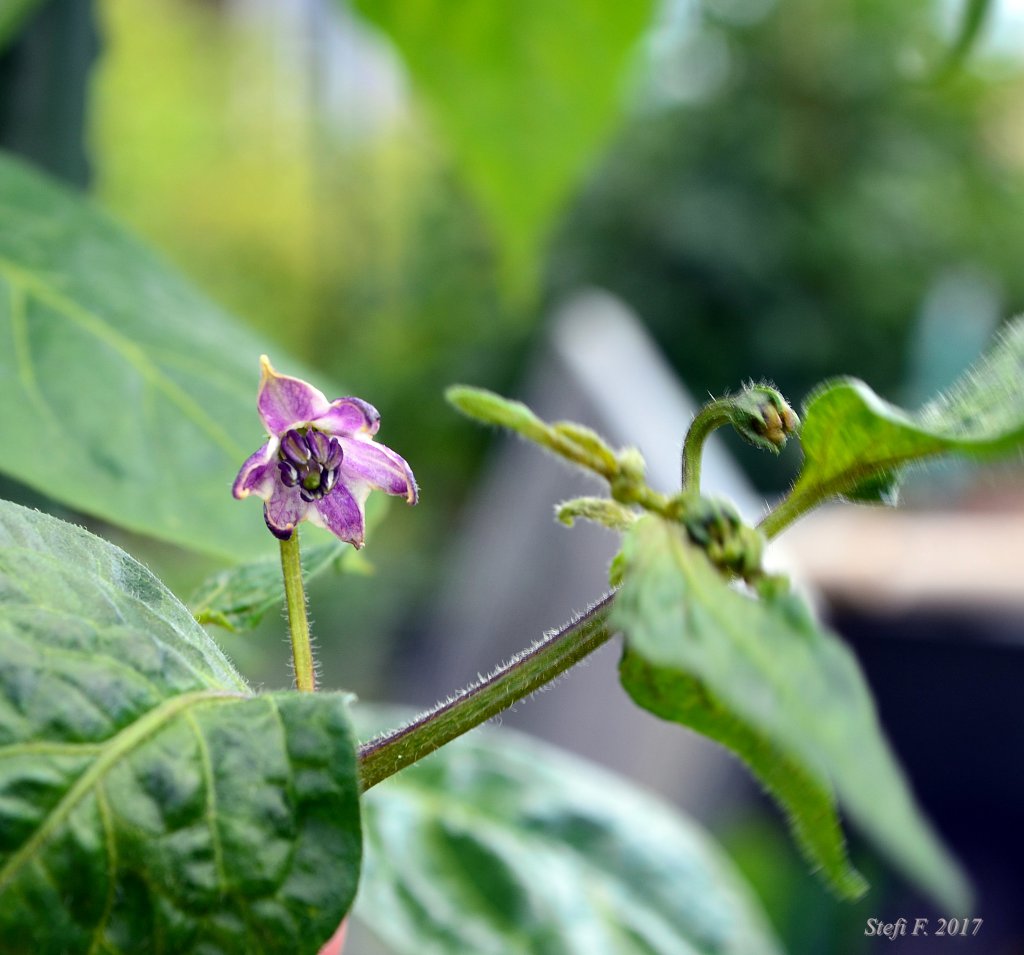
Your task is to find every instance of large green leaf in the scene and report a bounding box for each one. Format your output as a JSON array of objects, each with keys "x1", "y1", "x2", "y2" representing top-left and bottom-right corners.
[
  {"x1": 772, "y1": 317, "x2": 1024, "y2": 531},
  {"x1": 351, "y1": 0, "x2": 654, "y2": 289},
  {"x1": 0, "y1": 500, "x2": 362, "y2": 954},
  {"x1": 0, "y1": 151, "x2": 325, "y2": 561},
  {"x1": 612, "y1": 515, "x2": 969, "y2": 912},
  {"x1": 354, "y1": 710, "x2": 782, "y2": 955}
]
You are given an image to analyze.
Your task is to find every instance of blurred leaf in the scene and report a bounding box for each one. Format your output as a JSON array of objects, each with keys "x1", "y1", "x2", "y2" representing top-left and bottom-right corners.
[
  {"x1": 612, "y1": 515, "x2": 970, "y2": 911},
  {"x1": 936, "y1": 0, "x2": 992, "y2": 79},
  {"x1": 0, "y1": 151, "x2": 335, "y2": 562},
  {"x1": 192, "y1": 539, "x2": 349, "y2": 631},
  {"x1": 190, "y1": 506, "x2": 382, "y2": 632},
  {"x1": 0, "y1": 0, "x2": 45, "y2": 51},
  {"x1": 351, "y1": 0, "x2": 654, "y2": 290},
  {"x1": 779, "y1": 317, "x2": 1024, "y2": 525},
  {"x1": 0, "y1": 500, "x2": 362, "y2": 953},
  {"x1": 355, "y1": 709, "x2": 782, "y2": 955}
]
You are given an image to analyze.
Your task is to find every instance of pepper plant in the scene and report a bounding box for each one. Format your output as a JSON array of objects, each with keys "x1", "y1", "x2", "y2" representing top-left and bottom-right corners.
[
  {"x1": 0, "y1": 149, "x2": 1022, "y2": 953},
  {"x1": 0, "y1": 0, "x2": 1016, "y2": 951}
]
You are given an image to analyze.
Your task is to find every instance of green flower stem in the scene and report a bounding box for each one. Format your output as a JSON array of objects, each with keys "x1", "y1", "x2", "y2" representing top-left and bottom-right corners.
[
  {"x1": 358, "y1": 593, "x2": 616, "y2": 791},
  {"x1": 681, "y1": 401, "x2": 731, "y2": 492},
  {"x1": 280, "y1": 533, "x2": 316, "y2": 693}
]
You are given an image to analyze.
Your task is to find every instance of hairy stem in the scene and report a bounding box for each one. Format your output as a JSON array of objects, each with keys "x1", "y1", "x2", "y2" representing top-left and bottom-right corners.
[
  {"x1": 758, "y1": 488, "x2": 817, "y2": 539},
  {"x1": 280, "y1": 533, "x2": 316, "y2": 692},
  {"x1": 681, "y1": 401, "x2": 730, "y2": 492},
  {"x1": 358, "y1": 593, "x2": 617, "y2": 791}
]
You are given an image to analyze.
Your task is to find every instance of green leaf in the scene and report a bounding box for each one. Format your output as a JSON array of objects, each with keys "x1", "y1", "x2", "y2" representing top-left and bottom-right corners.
[
  {"x1": 772, "y1": 317, "x2": 1024, "y2": 533},
  {"x1": 355, "y1": 710, "x2": 782, "y2": 955},
  {"x1": 351, "y1": 0, "x2": 654, "y2": 290},
  {"x1": 191, "y1": 540, "x2": 349, "y2": 631},
  {"x1": 190, "y1": 491, "x2": 385, "y2": 634},
  {"x1": 0, "y1": 500, "x2": 362, "y2": 954},
  {"x1": 612, "y1": 515, "x2": 970, "y2": 911},
  {"x1": 0, "y1": 151, "x2": 328, "y2": 562},
  {"x1": 190, "y1": 503, "x2": 382, "y2": 632}
]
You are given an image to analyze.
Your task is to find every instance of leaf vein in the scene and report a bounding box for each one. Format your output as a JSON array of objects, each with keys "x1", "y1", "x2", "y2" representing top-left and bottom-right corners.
[
  {"x1": 0, "y1": 689, "x2": 242, "y2": 894},
  {"x1": 184, "y1": 710, "x2": 227, "y2": 894},
  {"x1": 0, "y1": 256, "x2": 246, "y2": 460},
  {"x1": 0, "y1": 741, "x2": 104, "y2": 760},
  {"x1": 88, "y1": 781, "x2": 117, "y2": 955}
]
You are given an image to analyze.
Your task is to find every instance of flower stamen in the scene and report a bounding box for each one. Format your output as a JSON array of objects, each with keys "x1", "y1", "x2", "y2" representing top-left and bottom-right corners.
[{"x1": 278, "y1": 428, "x2": 344, "y2": 503}]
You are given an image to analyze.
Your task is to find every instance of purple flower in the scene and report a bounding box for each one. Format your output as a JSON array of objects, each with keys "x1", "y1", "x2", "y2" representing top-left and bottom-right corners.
[{"x1": 233, "y1": 356, "x2": 417, "y2": 547}]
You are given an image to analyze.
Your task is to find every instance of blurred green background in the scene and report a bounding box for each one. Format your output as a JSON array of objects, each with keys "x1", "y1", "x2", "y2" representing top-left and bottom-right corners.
[{"x1": 2, "y1": 0, "x2": 1023, "y2": 950}]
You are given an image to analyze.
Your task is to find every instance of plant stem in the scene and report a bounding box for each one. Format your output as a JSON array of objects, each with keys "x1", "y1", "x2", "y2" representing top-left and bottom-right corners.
[
  {"x1": 681, "y1": 400, "x2": 730, "y2": 492},
  {"x1": 280, "y1": 532, "x2": 316, "y2": 693},
  {"x1": 358, "y1": 593, "x2": 617, "y2": 791},
  {"x1": 758, "y1": 488, "x2": 816, "y2": 539}
]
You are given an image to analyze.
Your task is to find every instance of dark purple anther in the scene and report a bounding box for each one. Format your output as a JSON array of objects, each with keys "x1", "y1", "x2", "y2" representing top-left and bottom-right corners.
[
  {"x1": 307, "y1": 429, "x2": 331, "y2": 461},
  {"x1": 281, "y1": 429, "x2": 311, "y2": 466},
  {"x1": 324, "y1": 441, "x2": 343, "y2": 471},
  {"x1": 278, "y1": 461, "x2": 300, "y2": 487},
  {"x1": 276, "y1": 428, "x2": 344, "y2": 503}
]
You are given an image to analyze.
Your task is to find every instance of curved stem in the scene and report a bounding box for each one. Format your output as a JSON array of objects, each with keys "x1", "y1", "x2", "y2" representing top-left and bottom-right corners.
[
  {"x1": 280, "y1": 533, "x2": 316, "y2": 692},
  {"x1": 358, "y1": 593, "x2": 617, "y2": 791},
  {"x1": 681, "y1": 401, "x2": 730, "y2": 492}
]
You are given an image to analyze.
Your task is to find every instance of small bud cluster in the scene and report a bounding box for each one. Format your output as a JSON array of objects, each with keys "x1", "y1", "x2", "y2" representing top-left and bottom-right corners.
[
  {"x1": 680, "y1": 497, "x2": 764, "y2": 582},
  {"x1": 448, "y1": 382, "x2": 796, "y2": 586}
]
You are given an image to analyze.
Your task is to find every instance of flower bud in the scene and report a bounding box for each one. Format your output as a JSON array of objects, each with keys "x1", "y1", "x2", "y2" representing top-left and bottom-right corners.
[{"x1": 729, "y1": 384, "x2": 800, "y2": 454}]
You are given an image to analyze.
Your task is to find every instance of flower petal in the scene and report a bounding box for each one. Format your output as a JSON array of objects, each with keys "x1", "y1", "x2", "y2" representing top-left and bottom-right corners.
[
  {"x1": 232, "y1": 440, "x2": 278, "y2": 499},
  {"x1": 311, "y1": 396, "x2": 381, "y2": 436},
  {"x1": 310, "y1": 482, "x2": 369, "y2": 548},
  {"x1": 338, "y1": 436, "x2": 418, "y2": 503},
  {"x1": 257, "y1": 355, "x2": 331, "y2": 435},
  {"x1": 263, "y1": 482, "x2": 312, "y2": 540}
]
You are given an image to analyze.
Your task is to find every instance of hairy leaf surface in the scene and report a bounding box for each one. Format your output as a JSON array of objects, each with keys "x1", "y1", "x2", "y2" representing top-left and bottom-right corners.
[
  {"x1": 351, "y1": 0, "x2": 654, "y2": 288},
  {"x1": 355, "y1": 712, "x2": 782, "y2": 955},
  {"x1": 0, "y1": 152, "x2": 330, "y2": 561},
  {"x1": 612, "y1": 516, "x2": 969, "y2": 911},
  {"x1": 0, "y1": 501, "x2": 361, "y2": 954},
  {"x1": 782, "y1": 317, "x2": 1024, "y2": 523}
]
